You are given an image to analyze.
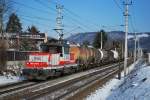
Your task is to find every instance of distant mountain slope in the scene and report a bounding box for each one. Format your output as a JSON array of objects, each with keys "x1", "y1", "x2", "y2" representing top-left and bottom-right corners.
[
  {"x1": 66, "y1": 32, "x2": 96, "y2": 44},
  {"x1": 66, "y1": 31, "x2": 150, "y2": 51},
  {"x1": 67, "y1": 31, "x2": 126, "y2": 44}
]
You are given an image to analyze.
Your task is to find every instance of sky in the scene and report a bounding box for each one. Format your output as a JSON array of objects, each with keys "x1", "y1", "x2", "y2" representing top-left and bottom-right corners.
[{"x1": 9, "y1": 0, "x2": 150, "y2": 38}]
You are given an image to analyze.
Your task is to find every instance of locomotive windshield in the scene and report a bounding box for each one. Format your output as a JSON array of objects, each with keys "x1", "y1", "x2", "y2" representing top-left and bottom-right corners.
[
  {"x1": 49, "y1": 46, "x2": 62, "y2": 54},
  {"x1": 40, "y1": 44, "x2": 62, "y2": 54}
]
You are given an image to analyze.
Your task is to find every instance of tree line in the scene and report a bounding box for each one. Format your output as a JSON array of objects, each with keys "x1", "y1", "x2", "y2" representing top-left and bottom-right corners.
[
  {"x1": 6, "y1": 13, "x2": 39, "y2": 34},
  {"x1": 0, "y1": 7, "x2": 40, "y2": 73}
]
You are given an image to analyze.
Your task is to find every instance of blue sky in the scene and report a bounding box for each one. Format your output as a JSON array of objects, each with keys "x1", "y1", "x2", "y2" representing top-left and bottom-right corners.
[{"x1": 11, "y1": 0, "x2": 150, "y2": 38}]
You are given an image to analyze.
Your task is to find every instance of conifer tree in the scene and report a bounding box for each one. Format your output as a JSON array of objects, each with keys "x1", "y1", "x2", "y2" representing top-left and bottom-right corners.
[
  {"x1": 93, "y1": 30, "x2": 107, "y2": 49},
  {"x1": 27, "y1": 25, "x2": 39, "y2": 34},
  {"x1": 6, "y1": 13, "x2": 22, "y2": 33}
]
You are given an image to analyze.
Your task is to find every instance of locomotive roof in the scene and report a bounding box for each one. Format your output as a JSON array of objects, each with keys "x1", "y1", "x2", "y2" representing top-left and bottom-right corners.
[{"x1": 41, "y1": 42, "x2": 69, "y2": 47}]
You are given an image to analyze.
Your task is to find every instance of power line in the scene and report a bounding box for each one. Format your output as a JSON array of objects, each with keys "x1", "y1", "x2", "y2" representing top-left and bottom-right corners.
[
  {"x1": 128, "y1": 3, "x2": 138, "y2": 66},
  {"x1": 35, "y1": 0, "x2": 95, "y2": 32},
  {"x1": 129, "y1": 15, "x2": 136, "y2": 32},
  {"x1": 129, "y1": 3, "x2": 137, "y2": 33},
  {"x1": 48, "y1": 0, "x2": 100, "y2": 31},
  {"x1": 64, "y1": 15, "x2": 94, "y2": 31},
  {"x1": 113, "y1": 0, "x2": 123, "y2": 11},
  {"x1": 34, "y1": 0, "x2": 89, "y2": 32},
  {"x1": 33, "y1": 0, "x2": 56, "y2": 13},
  {"x1": 47, "y1": 0, "x2": 57, "y2": 5},
  {"x1": 19, "y1": 14, "x2": 55, "y2": 22},
  {"x1": 19, "y1": 12, "x2": 80, "y2": 34},
  {"x1": 11, "y1": 1, "x2": 52, "y2": 15},
  {"x1": 21, "y1": 17, "x2": 54, "y2": 32},
  {"x1": 50, "y1": 0, "x2": 97, "y2": 25},
  {"x1": 21, "y1": 17, "x2": 51, "y2": 27},
  {"x1": 11, "y1": 0, "x2": 58, "y2": 31},
  {"x1": 63, "y1": 10, "x2": 98, "y2": 32},
  {"x1": 63, "y1": 8, "x2": 99, "y2": 30}
]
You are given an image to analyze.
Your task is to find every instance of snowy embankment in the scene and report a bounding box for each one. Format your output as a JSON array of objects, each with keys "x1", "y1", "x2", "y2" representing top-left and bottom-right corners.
[
  {"x1": 107, "y1": 61, "x2": 150, "y2": 100},
  {"x1": 0, "y1": 76, "x2": 23, "y2": 85},
  {"x1": 86, "y1": 60, "x2": 148, "y2": 100},
  {"x1": 0, "y1": 65, "x2": 25, "y2": 85}
]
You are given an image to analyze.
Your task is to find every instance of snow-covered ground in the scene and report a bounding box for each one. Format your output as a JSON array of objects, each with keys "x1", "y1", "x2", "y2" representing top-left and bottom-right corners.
[
  {"x1": 86, "y1": 59, "x2": 149, "y2": 100},
  {"x1": 128, "y1": 33, "x2": 149, "y2": 39},
  {"x1": 0, "y1": 75, "x2": 24, "y2": 86}
]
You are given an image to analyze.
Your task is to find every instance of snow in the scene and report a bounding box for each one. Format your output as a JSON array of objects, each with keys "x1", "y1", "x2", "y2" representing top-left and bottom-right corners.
[
  {"x1": 86, "y1": 78, "x2": 122, "y2": 100},
  {"x1": 128, "y1": 34, "x2": 149, "y2": 39},
  {"x1": 86, "y1": 59, "x2": 149, "y2": 100},
  {"x1": 0, "y1": 75, "x2": 24, "y2": 85},
  {"x1": 107, "y1": 62, "x2": 150, "y2": 100}
]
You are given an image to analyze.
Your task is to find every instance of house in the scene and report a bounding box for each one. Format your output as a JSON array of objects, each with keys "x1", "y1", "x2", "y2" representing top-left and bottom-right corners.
[{"x1": 0, "y1": 32, "x2": 47, "y2": 50}]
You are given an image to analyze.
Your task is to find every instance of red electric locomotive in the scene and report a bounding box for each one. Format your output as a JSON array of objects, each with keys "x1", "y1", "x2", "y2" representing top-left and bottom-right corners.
[{"x1": 23, "y1": 41, "x2": 119, "y2": 80}]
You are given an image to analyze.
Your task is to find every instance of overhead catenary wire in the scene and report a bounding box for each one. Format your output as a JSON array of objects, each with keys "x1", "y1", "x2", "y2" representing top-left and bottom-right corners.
[
  {"x1": 63, "y1": 11, "x2": 95, "y2": 32},
  {"x1": 20, "y1": 17, "x2": 52, "y2": 28},
  {"x1": 10, "y1": 1, "x2": 57, "y2": 32},
  {"x1": 113, "y1": 0, "x2": 123, "y2": 11},
  {"x1": 13, "y1": 10, "x2": 56, "y2": 29},
  {"x1": 20, "y1": 13, "x2": 79, "y2": 32},
  {"x1": 63, "y1": 8, "x2": 100, "y2": 30},
  {"x1": 128, "y1": 2, "x2": 139, "y2": 65},
  {"x1": 12, "y1": 0, "x2": 131, "y2": 37},
  {"x1": 11, "y1": 1, "x2": 53, "y2": 15},
  {"x1": 19, "y1": 14, "x2": 55, "y2": 22},
  {"x1": 129, "y1": 15, "x2": 136, "y2": 32},
  {"x1": 33, "y1": 0, "x2": 56, "y2": 13},
  {"x1": 48, "y1": 0, "x2": 100, "y2": 31},
  {"x1": 129, "y1": 2, "x2": 137, "y2": 33},
  {"x1": 21, "y1": 17, "x2": 54, "y2": 33},
  {"x1": 33, "y1": 0, "x2": 96, "y2": 32}
]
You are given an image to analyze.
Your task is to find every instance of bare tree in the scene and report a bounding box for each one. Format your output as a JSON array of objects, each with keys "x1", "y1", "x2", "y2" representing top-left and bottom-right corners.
[
  {"x1": 0, "y1": 0, "x2": 11, "y2": 74},
  {"x1": 0, "y1": 40, "x2": 7, "y2": 73},
  {"x1": 0, "y1": 0, "x2": 12, "y2": 36}
]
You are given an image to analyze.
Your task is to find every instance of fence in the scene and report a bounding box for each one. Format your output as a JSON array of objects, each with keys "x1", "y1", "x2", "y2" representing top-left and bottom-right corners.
[{"x1": 6, "y1": 51, "x2": 30, "y2": 61}]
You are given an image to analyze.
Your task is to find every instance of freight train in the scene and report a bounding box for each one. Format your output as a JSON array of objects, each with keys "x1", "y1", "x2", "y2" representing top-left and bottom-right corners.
[{"x1": 22, "y1": 41, "x2": 119, "y2": 80}]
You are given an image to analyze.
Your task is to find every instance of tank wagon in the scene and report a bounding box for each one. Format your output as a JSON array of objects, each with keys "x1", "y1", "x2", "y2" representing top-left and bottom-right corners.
[{"x1": 23, "y1": 42, "x2": 119, "y2": 80}]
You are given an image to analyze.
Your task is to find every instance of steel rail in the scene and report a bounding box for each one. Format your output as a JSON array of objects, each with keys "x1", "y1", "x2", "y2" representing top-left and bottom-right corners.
[{"x1": 0, "y1": 62, "x2": 123, "y2": 100}]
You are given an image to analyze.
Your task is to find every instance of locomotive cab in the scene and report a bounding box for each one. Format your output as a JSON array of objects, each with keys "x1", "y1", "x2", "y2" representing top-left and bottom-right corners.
[
  {"x1": 23, "y1": 42, "x2": 77, "y2": 80},
  {"x1": 40, "y1": 42, "x2": 71, "y2": 65}
]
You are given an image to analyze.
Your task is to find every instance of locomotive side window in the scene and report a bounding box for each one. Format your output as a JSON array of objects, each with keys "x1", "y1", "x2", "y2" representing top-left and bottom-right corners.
[
  {"x1": 56, "y1": 46, "x2": 62, "y2": 54},
  {"x1": 49, "y1": 47, "x2": 57, "y2": 53},
  {"x1": 40, "y1": 45, "x2": 49, "y2": 52},
  {"x1": 64, "y1": 47, "x2": 69, "y2": 54}
]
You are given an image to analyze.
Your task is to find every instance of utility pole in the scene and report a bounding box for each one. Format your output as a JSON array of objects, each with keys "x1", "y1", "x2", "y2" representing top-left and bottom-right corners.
[
  {"x1": 122, "y1": 41, "x2": 124, "y2": 59},
  {"x1": 123, "y1": 0, "x2": 132, "y2": 76},
  {"x1": 0, "y1": 13, "x2": 3, "y2": 39},
  {"x1": 137, "y1": 37, "x2": 140, "y2": 59},
  {"x1": 134, "y1": 32, "x2": 137, "y2": 65},
  {"x1": 101, "y1": 31, "x2": 103, "y2": 49},
  {"x1": 54, "y1": 3, "x2": 64, "y2": 42},
  {"x1": 0, "y1": 0, "x2": 4, "y2": 39}
]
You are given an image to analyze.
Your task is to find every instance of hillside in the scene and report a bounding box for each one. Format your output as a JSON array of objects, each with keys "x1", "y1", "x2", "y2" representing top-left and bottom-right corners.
[{"x1": 66, "y1": 31, "x2": 150, "y2": 51}]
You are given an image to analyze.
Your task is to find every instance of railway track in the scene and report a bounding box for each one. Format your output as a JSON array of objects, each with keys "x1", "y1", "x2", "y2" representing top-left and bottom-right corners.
[
  {"x1": 0, "y1": 81, "x2": 37, "y2": 95},
  {"x1": 0, "y1": 62, "x2": 119, "y2": 94},
  {"x1": 32, "y1": 64, "x2": 121, "y2": 100},
  {"x1": 0, "y1": 62, "x2": 124, "y2": 100}
]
